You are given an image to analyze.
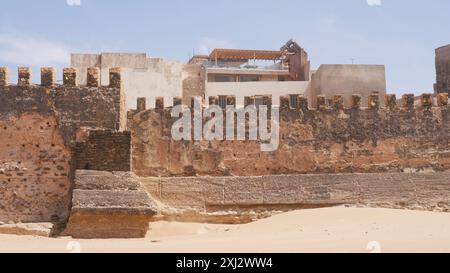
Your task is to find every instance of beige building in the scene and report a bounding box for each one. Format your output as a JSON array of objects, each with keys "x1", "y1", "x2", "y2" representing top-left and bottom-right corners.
[
  {"x1": 185, "y1": 40, "x2": 311, "y2": 106},
  {"x1": 71, "y1": 40, "x2": 387, "y2": 109},
  {"x1": 307, "y1": 64, "x2": 387, "y2": 107},
  {"x1": 71, "y1": 53, "x2": 183, "y2": 109}
]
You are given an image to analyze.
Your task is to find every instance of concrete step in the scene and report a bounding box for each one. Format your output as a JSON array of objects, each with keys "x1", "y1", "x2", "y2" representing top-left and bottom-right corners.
[
  {"x1": 63, "y1": 170, "x2": 158, "y2": 239},
  {"x1": 0, "y1": 222, "x2": 54, "y2": 237}
]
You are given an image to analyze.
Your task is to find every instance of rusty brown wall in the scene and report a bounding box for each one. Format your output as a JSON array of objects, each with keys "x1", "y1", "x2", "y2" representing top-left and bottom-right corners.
[
  {"x1": 128, "y1": 93, "x2": 450, "y2": 177},
  {"x1": 0, "y1": 67, "x2": 126, "y2": 145},
  {"x1": 141, "y1": 171, "x2": 450, "y2": 213},
  {"x1": 74, "y1": 130, "x2": 131, "y2": 171},
  {"x1": 0, "y1": 113, "x2": 72, "y2": 223},
  {"x1": 0, "y1": 67, "x2": 127, "y2": 223}
]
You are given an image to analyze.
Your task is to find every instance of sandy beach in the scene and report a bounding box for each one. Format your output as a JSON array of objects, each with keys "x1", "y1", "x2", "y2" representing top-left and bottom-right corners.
[{"x1": 1, "y1": 207, "x2": 450, "y2": 253}]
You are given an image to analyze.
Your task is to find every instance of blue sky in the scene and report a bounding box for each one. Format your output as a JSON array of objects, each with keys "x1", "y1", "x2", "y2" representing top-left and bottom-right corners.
[{"x1": 0, "y1": 0, "x2": 449, "y2": 94}]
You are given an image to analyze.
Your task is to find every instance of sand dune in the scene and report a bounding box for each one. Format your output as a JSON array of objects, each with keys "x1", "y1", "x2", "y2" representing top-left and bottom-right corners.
[{"x1": 1, "y1": 207, "x2": 450, "y2": 253}]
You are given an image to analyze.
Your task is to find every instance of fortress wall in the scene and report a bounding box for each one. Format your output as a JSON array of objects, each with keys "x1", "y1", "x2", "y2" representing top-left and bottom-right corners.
[
  {"x1": 0, "y1": 67, "x2": 127, "y2": 223},
  {"x1": 0, "y1": 67, "x2": 126, "y2": 145},
  {"x1": 141, "y1": 171, "x2": 450, "y2": 214},
  {"x1": 74, "y1": 130, "x2": 131, "y2": 172},
  {"x1": 128, "y1": 93, "x2": 450, "y2": 177},
  {"x1": 0, "y1": 113, "x2": 72, "y2": 223}
]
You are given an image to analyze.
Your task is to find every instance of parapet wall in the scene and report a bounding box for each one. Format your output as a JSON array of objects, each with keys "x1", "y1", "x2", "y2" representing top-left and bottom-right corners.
[
  {"x1": 128, "y1": 93, "x2": 450, "y2": 177},
  {"x1": 0, "y1": 67, "x2": 126, "y2": 144}
]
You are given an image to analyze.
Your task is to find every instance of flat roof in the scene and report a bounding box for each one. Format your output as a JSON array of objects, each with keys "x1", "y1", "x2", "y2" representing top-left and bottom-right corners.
[{"x1": 209, "y1": 48, "x2": 283, "y2": 61}]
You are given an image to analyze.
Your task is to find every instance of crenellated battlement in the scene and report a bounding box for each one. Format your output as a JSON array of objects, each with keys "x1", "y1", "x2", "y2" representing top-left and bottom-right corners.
[
  {"x1": 0, "y1": 66, "x2": 127, "y2": 144},
  {"x1": 2, "y1": 63, "x2": 449, "y2": 178},
  {"x1": 0, "y1": 66, "x2": 122, "y2": 88},
  {"x1": 127, "y1": 92, "x2": 450, "y2": 177},
  {"x1": 129, "y1": 93, "x2": 449, "y2": 113}
]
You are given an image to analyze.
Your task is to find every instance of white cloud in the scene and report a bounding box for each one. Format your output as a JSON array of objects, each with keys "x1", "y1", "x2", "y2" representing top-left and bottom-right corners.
[
  {"x1": 197, "y1": 37, "x2": 234, "y2": 55},
  {"x1": 66, "y1": 0, "x2": 82, "y2": 6},
  {"x1": 0, "y1": 32, "x2": 71, "y2": 66},
  {"x1": 367, "y1": 0, "x2": 382, "y2": 6}
]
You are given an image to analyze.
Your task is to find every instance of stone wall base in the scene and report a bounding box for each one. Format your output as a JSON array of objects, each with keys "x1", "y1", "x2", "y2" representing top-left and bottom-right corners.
[{"x1": 64, "y1": 213, "x2": 152, "y2": 239}]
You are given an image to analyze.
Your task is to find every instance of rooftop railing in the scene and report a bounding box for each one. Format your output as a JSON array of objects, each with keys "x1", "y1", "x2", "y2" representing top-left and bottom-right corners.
[{"x1": 203, "y1": 61, "x2": 288, "y2": 71}]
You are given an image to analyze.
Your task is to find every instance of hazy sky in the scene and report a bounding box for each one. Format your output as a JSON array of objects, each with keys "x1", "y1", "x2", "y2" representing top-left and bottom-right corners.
[{"x1": 0, "y1": 0, "x2": 449, "y2": 94}]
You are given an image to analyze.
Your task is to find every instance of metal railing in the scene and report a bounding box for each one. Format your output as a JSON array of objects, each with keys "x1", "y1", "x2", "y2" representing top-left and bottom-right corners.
[{"x1": 203, "y1": 61, "x2": 288, "y2": 71}]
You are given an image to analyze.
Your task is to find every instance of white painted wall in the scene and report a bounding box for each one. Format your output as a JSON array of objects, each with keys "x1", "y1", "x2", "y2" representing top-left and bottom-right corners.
[
  {"x1": 71, "y1": 53, "x2": 183, "y2": 109},
  {"x1": 205, "y1": 81, "x2": 311, "y2": 106}
]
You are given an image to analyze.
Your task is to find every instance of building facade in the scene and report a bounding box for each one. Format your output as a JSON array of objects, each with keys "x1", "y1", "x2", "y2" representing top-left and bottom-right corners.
[
  {"x1": 307, "y1": 64, "x2": 387, "y2": 107},
  {"x1": 71, "y1": 40, "x2": 387, "y2": 109},
  {"x1": 71, "y1": 53, "x2": 183, "y2": 109}
]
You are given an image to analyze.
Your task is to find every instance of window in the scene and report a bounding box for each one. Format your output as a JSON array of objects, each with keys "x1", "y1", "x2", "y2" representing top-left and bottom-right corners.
[
  {"x1": 289, "y1": 95, "x2": 298, "y2": 109},
  {"x1": 214, "y1": 75, "x2": 236, "y2": 82},
  {"x1": 278, "y1": 76, "x2": 289, "y2": 82},
  {"x1": 255, "y1": 96, "x2": 264, "y2": 108},
  {"x1": 219, "y1": 96, "x2": 227, "y2": 109},
  {"x1": 240, "y1": 75, "x2": 260, "y2": 82}
]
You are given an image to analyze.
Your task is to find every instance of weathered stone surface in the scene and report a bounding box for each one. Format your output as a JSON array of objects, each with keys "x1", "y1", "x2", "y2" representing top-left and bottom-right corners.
[
  {"x1": 0, "y1": 68, "x2": 127, "y2": 146},
  {"x1": 64, "y1": 171, "x2": 158, "y2": 239},
  {"x1": 63, "y1": 68, "x2": 77, "y2": 86},
  {"x1": 41, "y1": 67, "x2": 56, "y2": 86},
  {"x1": 74, "y1": 130, "x2": 131, "y2": 172},
  {"x1": 159, "y1": 178, "x2": 206, "y2": 207},
  {"x1": 140, "y1": 171, "x2": 450, "y2": 213},
  {"x1": 0, "y1": 222, "x2": 53, "y2": 237},
  {"x1": 87, "y1": 67, "x2": 100, "y2": 87},
  {"x1": 109, "y1": 67, "x2": 122, "y2": 89},
  {"x1": 74, "y1": 170, "x2": 141, "y2": 191},
  {"x1": 71, "y1": 190, "x2": 157, "y2": 214},
  {"x1": 129, "y1": 95, "x2": 450, "y2": 177},
  {"x1": 63, "y1": 213, "x2": 153, "y2": 239},
  {"x1": 0, "y1": 68, "x2": 128, "y2": 225},
  {"x1": 0, "y1": 113, "x2": 72, "y2": 223},
  {"x1": 18, "y1": 67, "x2": 31, "y2": 86},
  {"x1": 224, "y1": 178, "x2": 264, "y2": 206},
  {"x1": 0, "y1": 67, "x2": 9, "y2": 85}
]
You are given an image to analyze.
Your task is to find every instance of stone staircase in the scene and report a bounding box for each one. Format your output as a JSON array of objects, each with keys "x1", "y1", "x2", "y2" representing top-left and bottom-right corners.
[{"x1": 63, "y1": 170, "x2": 158, "y2": 239}]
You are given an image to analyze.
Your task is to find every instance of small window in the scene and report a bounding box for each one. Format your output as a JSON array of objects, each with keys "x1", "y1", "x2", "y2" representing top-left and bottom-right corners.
[
  {"x1": 215, "y1": 75, "x2": 236, "y2": 82},
  {"x1": 289, "y1": 95, "x2": 298, "y2": 108},
  {"x1": 240, "y1": 75, "x2": 260, "y2": 82},
  {"x1": 255, "y1": 96, "x2": 264, "y2": 108},
  {"x1": 219, "y1": 96, "x2": 227, "y2": 109},
  {"x1": 327, "y1": 98, "x2": 333, "y2": 106},
  {"x1": 278, "y1": 76, "x2": 288, "y2": 82}
]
